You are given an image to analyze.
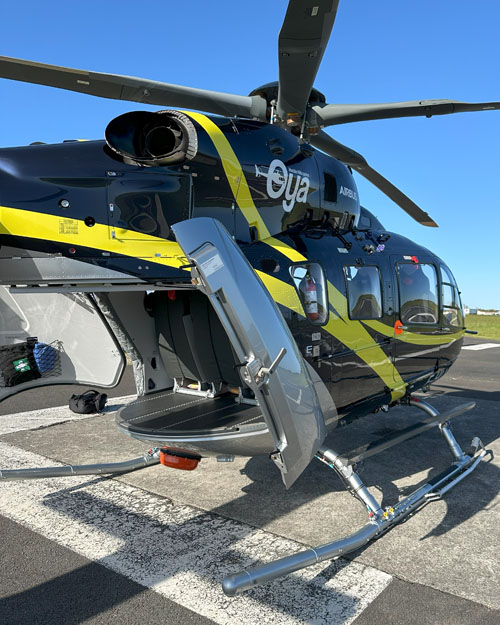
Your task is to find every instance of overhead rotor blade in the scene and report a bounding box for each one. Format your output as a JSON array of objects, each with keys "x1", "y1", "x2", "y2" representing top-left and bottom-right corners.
[
  {"x1": 277, "y1": 0, "x2": 339, "y2": 120},
  {"x1": 0, "y1": 55, "x2": 268, "y2": 120},
  {"x1": 309, "y1": 131, "x2": 438, "y2": 227},
  {"x1": 312, "y1": 99, "x2": 500, "y2": 127}
]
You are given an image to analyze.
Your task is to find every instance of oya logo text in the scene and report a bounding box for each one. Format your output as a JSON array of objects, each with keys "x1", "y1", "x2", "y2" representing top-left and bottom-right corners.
[{"x1": 255, "y1": 159, "x2": 310, "y2": 212}]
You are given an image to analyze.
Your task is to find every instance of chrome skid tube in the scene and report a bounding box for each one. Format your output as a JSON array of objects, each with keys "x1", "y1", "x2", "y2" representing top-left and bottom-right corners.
[
  {"x1": 222, "y1": 400, "x2": 491, "y2": 596},
  {"x1": 0, "y1": 448, "x2": 160, "y2": 480},
  {"x1": 222, "y1": 522, "x2": 380, "y2": 596}
]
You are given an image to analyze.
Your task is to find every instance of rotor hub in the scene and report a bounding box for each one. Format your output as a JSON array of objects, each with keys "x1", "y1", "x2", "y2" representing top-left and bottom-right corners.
[{"x1": 249, "y1": 81, "x2": 326, "y2": 122}]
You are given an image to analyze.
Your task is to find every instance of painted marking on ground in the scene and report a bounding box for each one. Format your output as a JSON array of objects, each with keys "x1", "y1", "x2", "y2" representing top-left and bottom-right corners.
[
  {"x1": 0, "y1": 404, "x2": 392, "y2": 625},
  {"x1": 462, "y1": 343, "x2": 500, "y2": 351},
  {"x1": 0, "y1": 395, "x2": 135, "y2": 435}
]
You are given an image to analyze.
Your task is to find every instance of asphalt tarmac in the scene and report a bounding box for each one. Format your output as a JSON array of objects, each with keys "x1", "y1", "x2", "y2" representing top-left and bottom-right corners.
[{"x1": 0, "y1": 338, "x2": 499, "y2": 625}]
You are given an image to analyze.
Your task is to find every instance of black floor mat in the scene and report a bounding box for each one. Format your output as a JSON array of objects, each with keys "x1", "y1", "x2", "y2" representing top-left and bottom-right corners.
[{"x1": 117, "y1": 390, "x2": 264, "y2": 436}]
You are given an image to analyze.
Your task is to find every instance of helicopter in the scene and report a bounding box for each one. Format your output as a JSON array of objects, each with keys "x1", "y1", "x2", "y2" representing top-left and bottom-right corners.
[{"x1": 0, "y1": 0, "x2": 498, "y2": 596}]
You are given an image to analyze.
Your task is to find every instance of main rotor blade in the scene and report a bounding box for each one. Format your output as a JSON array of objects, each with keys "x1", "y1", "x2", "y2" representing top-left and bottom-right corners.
[
  {"x1": 312, "y1": 99, "x2": 500, "y2": 127},
  {"x1": 277, "y1": 0, "x2": 339, "y2": 120},
  {"x1": 309, "y1": 131, "x2": 438, "y2": 227},
  {"x1": 0, "y1": 55, "x2": 268, "y2": 120}
]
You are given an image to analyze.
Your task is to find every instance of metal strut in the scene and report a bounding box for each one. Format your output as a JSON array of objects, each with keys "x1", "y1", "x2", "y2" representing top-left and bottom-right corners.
[
  {"x1": 0, "y1": 448, "x2": 160, "y2": 480},
  {"x1": 222, "y1": 399, "x2": 491, "y2": 596}
]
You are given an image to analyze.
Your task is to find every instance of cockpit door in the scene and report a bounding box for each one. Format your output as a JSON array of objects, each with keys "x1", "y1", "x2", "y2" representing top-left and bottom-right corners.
[
  {"x1": 391, "y1": 255, "x2": 442, "y2": 378},
  {"x1": 173, "y1": 217, "x2": 327, "y2": 488}
]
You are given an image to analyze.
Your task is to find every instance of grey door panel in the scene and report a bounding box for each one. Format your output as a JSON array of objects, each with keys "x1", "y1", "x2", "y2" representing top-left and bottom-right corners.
[{"x1": 173, "y1": 217, "x2": 327, "y2": 487}]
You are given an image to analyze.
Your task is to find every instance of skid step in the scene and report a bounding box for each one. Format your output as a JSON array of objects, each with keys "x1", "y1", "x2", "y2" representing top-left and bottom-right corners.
[{"x1": 341, "y1": 400, "x2": 476, "y2": 466}]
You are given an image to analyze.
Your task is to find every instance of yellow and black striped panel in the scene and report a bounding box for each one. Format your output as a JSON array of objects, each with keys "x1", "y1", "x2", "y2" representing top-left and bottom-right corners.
[{"x1": 0, "y1": 204, "x2": 188, "y2": 272}]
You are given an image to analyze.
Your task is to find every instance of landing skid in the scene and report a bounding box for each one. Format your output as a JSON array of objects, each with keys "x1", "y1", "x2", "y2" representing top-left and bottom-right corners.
[{"x1": 222, "y1": 398, "x2": 492, "y2": 596}]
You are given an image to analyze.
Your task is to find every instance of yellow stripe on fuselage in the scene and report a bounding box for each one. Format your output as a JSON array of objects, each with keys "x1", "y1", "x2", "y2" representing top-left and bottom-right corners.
[
  {"x1": 325, "y1": 282, "x2": 407, "y2": 401},
  {"x1": 183, "y1": 111, "x2": 305, "y2": 264},
  {"x1": 0, "y1": 205, "x2": 187, "y2": 269},
  {"x1": 258, "y1": 268, "x2": 407, "y2": 401},
  {"x1": 183, "y1": 111, "x2": 271, "y2": 239},
  {"x1": 256, "y1": 270, "x2": 304, "y2": 315},
  {"x1": 363, "y1": 319, "x2": 464, "y2": 345},
  {"x1": 258, "y1": 235, "x2": 407, "y2": 400}
]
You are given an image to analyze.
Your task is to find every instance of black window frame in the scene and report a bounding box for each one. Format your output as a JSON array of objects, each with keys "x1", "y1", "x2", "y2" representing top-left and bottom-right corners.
[
  {"x1": 396, "y1": 261, "x2": 439, "y2": 326},
  {"x1": 289, "y1": 261, "x2": 329, "y2": 326},
  {"x1": 439, "y1": 264, "x2": 464, "y2": 328},
  {"x1": 344, "y1": 264, "x2": 384, "y2": 321}
]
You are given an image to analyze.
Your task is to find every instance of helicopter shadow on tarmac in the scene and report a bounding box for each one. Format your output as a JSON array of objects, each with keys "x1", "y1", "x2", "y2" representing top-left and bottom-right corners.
[{"x1": 429, "y1": 385, "x2": 500, "y2": 403}]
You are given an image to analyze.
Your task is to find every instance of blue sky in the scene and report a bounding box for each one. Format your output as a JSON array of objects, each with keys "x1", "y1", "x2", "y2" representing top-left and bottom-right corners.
[{"x1": 1, "y1": 1, "x2": 499, "y2": 308}]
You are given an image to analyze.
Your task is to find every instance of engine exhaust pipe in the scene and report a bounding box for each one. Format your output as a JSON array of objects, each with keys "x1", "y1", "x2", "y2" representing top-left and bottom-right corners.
[{"x1": 105, "y1": 109, "x2": 198, "y2": 167}]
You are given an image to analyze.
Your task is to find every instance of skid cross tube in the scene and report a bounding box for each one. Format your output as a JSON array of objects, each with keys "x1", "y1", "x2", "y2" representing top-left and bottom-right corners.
[
  {"x1": 342, "y1": 400, "x2": 475, "y2": 466},
  {"x1": 0, "y1": 449, "x2": 160, "y2": 480},
  {"x1": 222, "y1": 399, "x2": 490, "y2": 596}
]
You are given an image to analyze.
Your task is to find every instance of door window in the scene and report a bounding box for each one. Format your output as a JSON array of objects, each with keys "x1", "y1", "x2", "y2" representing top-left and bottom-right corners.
[
  {"x1": 290, "y1": 263, "x2": 329, "y2": 325},
  {"x1": 344, "y1": 265, "x2": 383, "y2": 320},
  {"x1": 397, "y1": 262, "x2": 438, "y2": 324}
]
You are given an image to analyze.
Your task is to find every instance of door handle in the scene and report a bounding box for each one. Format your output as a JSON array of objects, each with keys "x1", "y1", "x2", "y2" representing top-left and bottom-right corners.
[{"x1": 255, "y1": 348, "x2": 287, "y2": 385}]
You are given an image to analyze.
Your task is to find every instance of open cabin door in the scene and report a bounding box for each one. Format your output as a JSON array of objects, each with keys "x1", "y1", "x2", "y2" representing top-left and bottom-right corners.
[
  {"x1": 173, "y1": 217, "x2": 327, "y2": 488},
  {"x1": 0, "y1": 288, "x2": 125, "y2": 402}
]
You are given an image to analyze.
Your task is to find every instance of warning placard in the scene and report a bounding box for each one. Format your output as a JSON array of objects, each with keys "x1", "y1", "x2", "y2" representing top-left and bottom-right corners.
[{"x1": 59, "y1": 219, "x2": 79, "y2": 235}]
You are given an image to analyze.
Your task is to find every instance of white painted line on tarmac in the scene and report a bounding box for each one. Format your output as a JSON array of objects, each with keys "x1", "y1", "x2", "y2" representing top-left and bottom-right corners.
[
  {"x1": 463, "y1": 343, "x2": 500, "y2": 351},
  {"x1": 0, "y1": 438, "x2": 392, "y2": 624},
  {"x1": 0, "y1": 395, "x2": 135, "y2": 435}
]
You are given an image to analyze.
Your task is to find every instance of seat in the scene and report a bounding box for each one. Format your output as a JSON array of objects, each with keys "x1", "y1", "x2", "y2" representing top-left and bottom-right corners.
[{"x1": 151, "y1": 291, "x2": 242, "y2": 388}]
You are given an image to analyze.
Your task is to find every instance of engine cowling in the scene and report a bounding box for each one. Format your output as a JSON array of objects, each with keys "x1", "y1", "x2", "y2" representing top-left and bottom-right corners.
[{"x1": 105, "y1": 110, "x2": 198, "y2": 167}]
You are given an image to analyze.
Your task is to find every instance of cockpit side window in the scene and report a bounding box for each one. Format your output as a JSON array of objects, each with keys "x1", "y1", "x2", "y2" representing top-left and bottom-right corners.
[
  {"x1": 397, "y1": 262, "x2": 438, "y2": 325},
  {"x1": 323, "y1": 173, "x2": 337, "y2": 203},
  {"x1": 344, "y1": 265, "x2": 383, "y2": 320},
  {"x1": 440, "y1": 265, "x2": 464, "y2": 327}
]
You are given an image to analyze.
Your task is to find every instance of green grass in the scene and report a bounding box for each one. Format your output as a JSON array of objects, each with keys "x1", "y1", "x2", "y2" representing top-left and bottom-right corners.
[{"x1": 464, "y1": 314, "x2": 500, "y2": 340}]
